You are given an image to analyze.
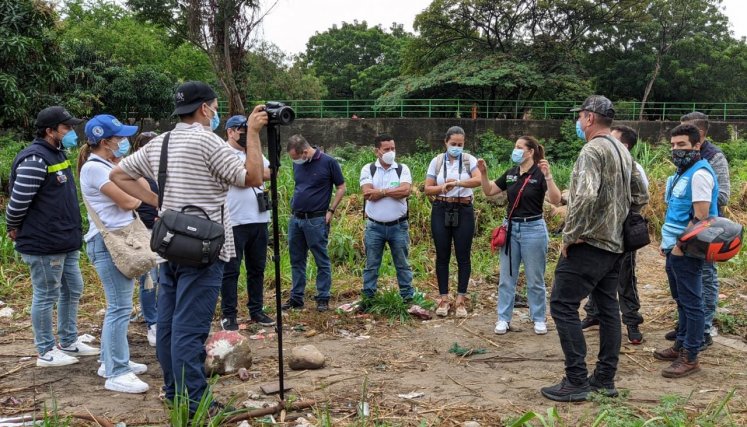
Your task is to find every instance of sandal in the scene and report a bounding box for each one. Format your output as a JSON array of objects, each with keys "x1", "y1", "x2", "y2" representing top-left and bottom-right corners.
[
  {"x1": 455, "y1": 303, "x2": 468, "y2": 318},
  {"x1": 435, "y1": 298, "x2": 450, "y2": 317}
]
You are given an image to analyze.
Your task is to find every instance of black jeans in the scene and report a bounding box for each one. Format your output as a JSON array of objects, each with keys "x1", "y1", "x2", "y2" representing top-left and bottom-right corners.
[
  {"x1": 430, "y1": 201, "x2": 475, "y2": 295},
  {"x1": 220, "y1": 223, "x2": 268, "y2": 318},
  {"x1": 584, "y1": 251, "x2": 643, "y2": 326},
  {"x1": 550, "y1": 243, "x2": 623, "y2": 385}
]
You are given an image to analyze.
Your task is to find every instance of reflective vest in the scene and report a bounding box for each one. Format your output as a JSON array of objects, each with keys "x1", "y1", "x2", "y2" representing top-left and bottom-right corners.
[
  {"x1": 661, "y1": 159, "x2": 718, "y2": 250},
  {"x1": 9, "y1": 138, "x2": 82, "y2": 255}
]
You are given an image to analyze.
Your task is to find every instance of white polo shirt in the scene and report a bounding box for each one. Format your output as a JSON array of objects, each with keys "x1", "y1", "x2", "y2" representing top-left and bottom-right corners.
[
  {"x1": 359, "y1": 159, "x2": 412, "y2": 222},
  {"x1": 426, "y1": 153, "x2": 477, "y2": 198},
  {"x1": 226, "y1": 150, "x2": 271, "y2": 225}
]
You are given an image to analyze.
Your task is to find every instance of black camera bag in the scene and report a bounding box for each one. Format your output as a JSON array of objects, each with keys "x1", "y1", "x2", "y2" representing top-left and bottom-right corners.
[{"x1": 150, "y1": 132, "x2": 225, "y2": 267}]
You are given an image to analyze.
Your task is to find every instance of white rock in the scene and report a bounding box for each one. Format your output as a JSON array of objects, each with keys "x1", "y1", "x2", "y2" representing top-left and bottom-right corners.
[
  {"x1": 0, "y1": 307, "x2": 14, "y2": 318},
  {"x1": 463, "y1": 422, "x2": 481, "y2": 427},
  {"x1": 288, "y1": 345, "x2": 325, "y2": 370}
]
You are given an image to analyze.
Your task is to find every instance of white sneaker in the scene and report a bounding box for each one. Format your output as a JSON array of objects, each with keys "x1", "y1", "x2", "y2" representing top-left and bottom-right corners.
[
  {"x1": 494, "y1": 320, "x2": 509, "y2": 335},
  {"x1": 709, "y1": 327, "x2": 719, "y2": 337},
  {"x1": 147, "y1": 324, "x2": 157, "y2": 347},
  {"x1": 534, "y1": 321, "x2": 548, "y2": 335},
  {"x1": 105, "y1": 372, "x2": 150, "y2": 394},
  {"x1": 37, "y1": 347, "x2": 79, "y2": 367},
  {"x1": 98, "y1": 361, "x2": 148, "y2": 378},
  {"x1": 59, "y1": 339, "x2": 100, "y2": 356}
]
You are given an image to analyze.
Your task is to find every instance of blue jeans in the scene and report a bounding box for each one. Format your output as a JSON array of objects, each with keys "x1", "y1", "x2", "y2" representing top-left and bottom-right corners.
[
  {"x1": 288, "y1": 216, "x2": 331, "y2": 302},
  {"x1": 666, "y1": 252, "x2": 705, "y2": 358},
  {"x1": 362, "y1": 219, "x2": 413, "y2": 299},
  {"x1": 158, "y1": 260, "x2": 223, "y2": 412},
  {"x1": 497, "y1": 219, "x2": 548, "y2": 323},
  {"x1": 701, "y1": 262, "x2": 718, "y2": 333},
  {"x1": 138, "y1": 266, "x2": 158, "y2": 327},
  {"x1": 86, "y1": 233, "x2": 135, "y2": 377},
  {"x1": 21, "y1": 250, "x2": 84, "y2": 355}
]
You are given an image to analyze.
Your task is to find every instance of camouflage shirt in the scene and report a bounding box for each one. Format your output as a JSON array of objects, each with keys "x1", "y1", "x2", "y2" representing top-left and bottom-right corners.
[{"x1": 563, "y1": 134, "x2": 650, "y2": 253}]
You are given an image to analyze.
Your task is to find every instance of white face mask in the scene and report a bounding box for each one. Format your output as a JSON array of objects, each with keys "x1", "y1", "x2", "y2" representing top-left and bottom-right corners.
[{"x1": 381, "y1": 150, "x2": 396, "y2": 164}]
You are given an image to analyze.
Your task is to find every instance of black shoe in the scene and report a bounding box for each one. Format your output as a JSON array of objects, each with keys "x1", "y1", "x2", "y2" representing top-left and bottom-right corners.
[
  {"x1": 699, "y1": 333, "x2": 713, "y2": 352},
  {"x1": 220, "y1": 317, "x2": 238, "y2": 331},
  {"x1": 281, "y1": 299, "x2": 304, "y2": 311},
  {"x1": 250, "y1": 312, "x2": 276, "y2": 326},
  {"x1": 316, "y1": 300, "x2": 329, "y2": 312},
  {"x1": 514, "y1": 294, "x2": 529, "y2": 308},
  {"x1": 588, "y1": 374, "x2": 619, "y2": 398},
  {"x1": 581, "y1": 317, "x2": 600, "y2": 330},
  {"x1": 540, "y1": 377, "x2": 591, "y2": 402},
  {"x1": 665, "y1": 323, "x2": 679, "y2": 341},
  {"x1": 627, "y1": 324, "x2": 643, "y2": 345}
]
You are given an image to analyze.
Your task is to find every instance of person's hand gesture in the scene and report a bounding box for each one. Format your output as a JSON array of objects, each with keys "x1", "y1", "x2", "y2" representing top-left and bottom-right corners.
[
  {"x1": 477, "y1": 158, "x2": 488, "y2": 175},
  {"x1": 538, "y1": 159, "x2": 551, "y2": 178},
  {"x1": 247, "y1": 104, "x2": 268, "y2": 133}
]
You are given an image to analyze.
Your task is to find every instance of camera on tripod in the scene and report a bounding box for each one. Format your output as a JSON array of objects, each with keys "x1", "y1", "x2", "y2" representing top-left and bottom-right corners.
[{"x1": 265, "y1": 102, "x2": 295, "y2": 126}]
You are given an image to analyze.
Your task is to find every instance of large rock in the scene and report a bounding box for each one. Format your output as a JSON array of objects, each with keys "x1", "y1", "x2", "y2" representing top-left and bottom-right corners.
[
  {"x1": 288, "y1": 345, "x2": 325, "y2": 370},
  {"x1": 205, "y1": 330, "x2": 253, "y2": 375}
]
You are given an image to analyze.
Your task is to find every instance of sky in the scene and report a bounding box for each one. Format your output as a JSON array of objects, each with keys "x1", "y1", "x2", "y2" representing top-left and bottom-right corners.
[{"x1": 260, "y1": 0, "x2": 747, "y2": 56}]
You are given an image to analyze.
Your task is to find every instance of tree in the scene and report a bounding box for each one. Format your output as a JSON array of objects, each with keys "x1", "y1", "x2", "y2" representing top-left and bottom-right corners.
[
  {"x1": 382, "y1": 0, "x2": 641, "y2": 105},
  {"x1": 303, "y1": 21, "x2": 411, "y2": 99},
  {"x1": 0, "y1": 0, "x2": 64, "y2": 128},
  {"x1": 183, "y1": 0, "x2": 277, "y2": 115},
  {"x1": 240, "y1": 42, "x2": 327, "y2": 101}
]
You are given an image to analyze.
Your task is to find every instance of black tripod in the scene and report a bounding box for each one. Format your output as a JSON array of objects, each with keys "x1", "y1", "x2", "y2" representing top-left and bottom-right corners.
[{"x1": 266, "y1": 125, "x2": 286, "y2": 401}]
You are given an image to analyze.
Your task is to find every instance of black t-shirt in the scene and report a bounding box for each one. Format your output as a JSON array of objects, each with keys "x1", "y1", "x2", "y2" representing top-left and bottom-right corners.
[
  {"x1": 495, "y1": 165, "x2": 547, "y2": 219},
  {"x1": 136, "y1": 177, "x2": 159, "y2": 229}
]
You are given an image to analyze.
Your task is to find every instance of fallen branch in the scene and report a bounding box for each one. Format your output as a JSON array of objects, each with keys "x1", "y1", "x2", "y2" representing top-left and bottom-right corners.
[
  {"x1": 625, "y1": 353, "x2": 652, "y2": 372},
  {"x1": 2, "y1": 378, "x2": 62, "y2": 394},
  {"x1": 71, "y1": 412, "x2": 114, "y2": 427},
  {"x1": 225, "y1": 400, "x2": 317, "y2": 423},
  {"x1": 469, "y1": 355, "x2": 565, "y2": 363},
  {"x1": 0, "y1": 361, "x2": 34, "y2": 380},
  {"x1": 446, "y1": 374, "x2": 480, "y2": 394}
]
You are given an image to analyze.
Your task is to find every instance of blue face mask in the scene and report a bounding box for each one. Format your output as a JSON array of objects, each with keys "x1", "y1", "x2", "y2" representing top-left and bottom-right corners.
[
  {"x1": 61, "y1": 130, "x2": 78, "y2": 149},
  {"x1": 207, "y1": 106, "x2": 220, "y2": 131},
  {"x1": 511, "y1": 148, "x2": 525, "y2": 164},
  {"x1": 447, "y1": 146, "x2": 463, "y2": 157},
  {"x1": 576, "y1": 120, "x2": 586, "y2": 140},
  {"x1": 113, "y1": 138, "x2": 130, "y2": 158}
]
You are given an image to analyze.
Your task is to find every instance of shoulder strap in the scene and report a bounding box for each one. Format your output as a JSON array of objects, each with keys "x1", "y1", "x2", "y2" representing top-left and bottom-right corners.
[
  {"x1": 603, "y1": 135, "x2": 632, "y2": 204},
  {"x1": 157, "y1": 132, "x2": 171, "y2": 210},
  {"x1": 82, "y1": 197, "x2": 108, "y2": 235},
  {"x1": 87, "y1": 157, "x2": 113, "y2": 169},
  {"x1": 369, "y1": 163, "x2": 376, "y2": 178},
  {"x1": 395, "y1": 164, "x2": 403, "y2": 178},
  {"x1": 435, "y1": 153, "x2": 445, "y2": 179},
  {"x1": 507, "y1": 175, "x2": 532, "y2": 220}
]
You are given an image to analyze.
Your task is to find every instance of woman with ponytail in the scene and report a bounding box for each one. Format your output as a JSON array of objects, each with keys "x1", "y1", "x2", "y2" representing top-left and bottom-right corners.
[
  {"x1": 477, "y1": 136, "x2": 561, "y2": 336},
  {"x1": 79, "y1": 115, "x2": 151, "y2": 394}
]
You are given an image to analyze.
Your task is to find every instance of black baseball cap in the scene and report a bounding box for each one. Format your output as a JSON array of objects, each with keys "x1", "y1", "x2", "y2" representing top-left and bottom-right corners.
[
  {"x1": 571, "y1": 95, "x2": 615, "y2": 119},
  {"x1": 35, "y1": 106, "x2": 83, "y2": 129},
  {"x1": 173, "y1": 81, "x2": 218, "y2": 115}
]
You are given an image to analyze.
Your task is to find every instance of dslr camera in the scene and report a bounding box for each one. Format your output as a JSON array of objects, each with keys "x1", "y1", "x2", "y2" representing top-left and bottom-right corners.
[{"x1": 265, "y1": 102, "x2": 295, "y2": 126}]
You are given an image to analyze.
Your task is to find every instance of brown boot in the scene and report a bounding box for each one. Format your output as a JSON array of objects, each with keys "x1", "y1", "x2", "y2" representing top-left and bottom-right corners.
[
  {"x1": 662, "y1": 349, "x2": 701, "y2": 378},
  {"x1": 653, "y1": 343, "x2": 681, "y2": 361}
]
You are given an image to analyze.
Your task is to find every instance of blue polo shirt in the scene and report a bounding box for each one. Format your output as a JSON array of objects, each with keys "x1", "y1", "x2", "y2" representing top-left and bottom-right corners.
[{"x1": 291, "y1": 148, "x2": 345, "y2": 213}]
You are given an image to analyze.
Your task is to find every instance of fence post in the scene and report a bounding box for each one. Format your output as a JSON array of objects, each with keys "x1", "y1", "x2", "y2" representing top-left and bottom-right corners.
[
  {"x1": 320, "y1": 100, "x2": 324, "y2": 119},
  {"x1": 457, "y1": 99, "x2": 461, "y2": 118},
  {"x1": 346, "y1": 100, "x2": 350, "y2": 118},
  {"x1": 724, "y1": 103, "x2": 727, "y2": 121},
  {"x1": 400, "y1": 100, "x2": 404, "y2": 118},
  {"x1": 543, "y1": 101, "x2": 548, "y2": 119},
  {"x1": 428, "y1": 99, "x2": 432, "y2": 118},
  {"x1": 662, "y1": 103, "x2": 666, "y2": 121}
]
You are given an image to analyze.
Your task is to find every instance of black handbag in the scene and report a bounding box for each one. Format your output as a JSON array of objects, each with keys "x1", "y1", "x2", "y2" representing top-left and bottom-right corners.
[
  {"x1": 607, "y1": 136, "x2": 651, "y2": 252},
  {"x1": 150, "y1": 132, "x2": 225, "y2": 267}
]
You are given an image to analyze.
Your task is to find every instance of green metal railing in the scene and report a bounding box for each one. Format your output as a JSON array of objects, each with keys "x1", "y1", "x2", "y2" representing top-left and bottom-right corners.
[{"x1": 218, "y1": 99, "x2": 747, "y2": 121}]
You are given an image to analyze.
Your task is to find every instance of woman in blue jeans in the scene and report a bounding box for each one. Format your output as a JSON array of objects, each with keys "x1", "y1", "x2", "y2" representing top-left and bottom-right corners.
[
  {"x1": 79, "y1": 114, "x2": 149, "y2": 394},
  {"x1": 478, "y1": 136, "x2": 561, "y2": 335}
]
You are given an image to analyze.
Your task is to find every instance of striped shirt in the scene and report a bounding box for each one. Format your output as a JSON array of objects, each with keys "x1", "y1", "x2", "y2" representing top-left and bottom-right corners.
[
  {"x1": 118, "y1": 123, "x2": 248, "y2": 261},
  {"x1": 5, "y1": 155, "x2": 47, "y2": 230}
]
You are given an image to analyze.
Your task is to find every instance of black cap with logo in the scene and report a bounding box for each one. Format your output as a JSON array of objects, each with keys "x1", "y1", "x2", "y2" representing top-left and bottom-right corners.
[
  {"x1": 571, "y1": 95, "x2": 615, "y2": 119},
  {"x1": 35, "y1": 106, "x2": 83, "y2": 129},
  {"x1": 173, "y1": 81, "x2": 219, "y2": 115}
]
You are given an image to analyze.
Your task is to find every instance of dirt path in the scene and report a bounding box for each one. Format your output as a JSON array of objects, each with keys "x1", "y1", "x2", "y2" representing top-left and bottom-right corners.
[{"x1": 1, "y1": 244, "x2": 746, "y2": 425}]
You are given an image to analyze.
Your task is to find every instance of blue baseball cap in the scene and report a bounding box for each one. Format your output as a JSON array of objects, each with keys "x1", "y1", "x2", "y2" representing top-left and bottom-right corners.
[
  {"x1": 85, "y1": 115, "x2": 139, "y2": 144},
  {"x1": 225, "y1": 115, "x2": 247, "y2": 130}
]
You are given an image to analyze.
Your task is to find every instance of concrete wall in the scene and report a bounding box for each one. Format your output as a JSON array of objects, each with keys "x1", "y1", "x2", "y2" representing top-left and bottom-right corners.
[{"x1": 138, "y1": 118, "x2": 745, "y2": 153}]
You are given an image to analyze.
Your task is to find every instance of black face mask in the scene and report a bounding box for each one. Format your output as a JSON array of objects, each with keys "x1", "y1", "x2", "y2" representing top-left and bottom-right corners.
[{"x1": 237, "y1": 132, "x2": 247, "y2": 148}]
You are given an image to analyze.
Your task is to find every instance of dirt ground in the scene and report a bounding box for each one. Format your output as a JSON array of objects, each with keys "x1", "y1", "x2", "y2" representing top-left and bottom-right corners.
[{"x1": 1, "y1": 244, "x2": 746, "y2": 426}]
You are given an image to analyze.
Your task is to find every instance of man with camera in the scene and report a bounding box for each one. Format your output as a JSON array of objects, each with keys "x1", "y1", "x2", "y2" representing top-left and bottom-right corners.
[
  {"x1": 359, "y1": 133, "x2": 414, "y2": 309},
  {"x1": 110, "y1": 81, "x2": 266, "y2": 414},
  {"x1": 282, "y1": 134, "x2": 346, "y2": 312},
  {"x1": 219, "y1": 115, "x2": 275, "y2": 330}
]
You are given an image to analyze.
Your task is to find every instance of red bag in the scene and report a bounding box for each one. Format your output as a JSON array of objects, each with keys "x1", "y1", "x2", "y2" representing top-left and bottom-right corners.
[
  {"x1": 490, "y1": 175, "x2": 532, "y2": 254},
  {"x1": 491, "y1": 224, "x2": 508, "y2": 253}
]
